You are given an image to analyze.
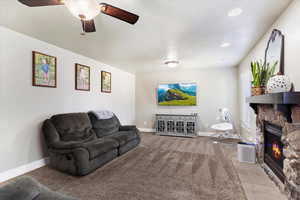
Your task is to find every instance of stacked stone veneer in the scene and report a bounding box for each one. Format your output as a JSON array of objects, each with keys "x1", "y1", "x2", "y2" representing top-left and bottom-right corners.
[{"x1": 255, "y1": 105, "x2": 300, "y2": 199}]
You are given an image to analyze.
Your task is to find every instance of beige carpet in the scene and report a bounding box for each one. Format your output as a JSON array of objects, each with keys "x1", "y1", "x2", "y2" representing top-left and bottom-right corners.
[{"x1": 27, "y1": 133, "x2": 247, "y2": 200}]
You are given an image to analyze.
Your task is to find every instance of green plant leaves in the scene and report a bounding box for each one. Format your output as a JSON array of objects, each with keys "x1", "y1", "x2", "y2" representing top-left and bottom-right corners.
[{"x1": 250, "y1": 60, "x2": 277, "y2": 87}]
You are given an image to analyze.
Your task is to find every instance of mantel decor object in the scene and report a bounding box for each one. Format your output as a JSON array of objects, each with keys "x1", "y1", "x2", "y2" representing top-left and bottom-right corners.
[
  {"x1": 251, "y1": 86, "x2": 265, "y2": 96},
  {"x1": 264, "y1": 29, "x2": 292, "y2": 94},
  {"x1": 250, "y1": 60, "x2": 276, "y2": 96},
  {"x1": 265, "y1": 29, "x2": 285, "y2": 75},
  {"x1": 266, "y1": 75, "x2": 292, "y2": 93},
  {"x1": 250, "y1": 29, "x2": 285, "y2": 96}
]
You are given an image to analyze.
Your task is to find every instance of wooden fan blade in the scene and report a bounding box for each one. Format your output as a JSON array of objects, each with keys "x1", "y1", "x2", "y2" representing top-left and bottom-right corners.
[
  {"x1": 18, "y1": 0, "x2": 64, "y2": 7},
  {"x1": 81, "y1": 20, "x2": 96, "y2": 33},
  {"x1": 100, "y1": 3, "x2": 139, "y2": 25}
]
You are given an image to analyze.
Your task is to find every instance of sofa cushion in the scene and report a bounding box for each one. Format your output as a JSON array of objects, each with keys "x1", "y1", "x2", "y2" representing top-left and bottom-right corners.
[
  {"x1": 85, "y1": 138, "x2": 119, "y2": 160},
  {"x1": 106, "y1": 131, "x2": 138, "y2": 146},
  {"x1": 51, "y1": 113, "x2": 95, "y2": 142},
  {"x1": 88, "y1": 113, "x2": 121, "y2": 138}
]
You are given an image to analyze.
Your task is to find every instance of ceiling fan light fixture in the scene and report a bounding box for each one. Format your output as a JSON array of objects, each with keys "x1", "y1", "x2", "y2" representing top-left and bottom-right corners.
[
  {"x1": 64, "y1": 0, "x2": 100, "y2": 20},
  {"x1": 165, "y1": 60, "x2": 179, "y2": 68}
]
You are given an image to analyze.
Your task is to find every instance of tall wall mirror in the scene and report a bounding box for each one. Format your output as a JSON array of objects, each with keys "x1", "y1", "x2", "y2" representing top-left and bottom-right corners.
[{"x1": 265, "y1": 29, "x2": 285, "y2": 75}]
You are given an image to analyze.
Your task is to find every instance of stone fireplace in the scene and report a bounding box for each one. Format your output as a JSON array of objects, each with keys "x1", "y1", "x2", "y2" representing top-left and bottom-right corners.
[{"x1": 247, "y1": 92, "x2": 300, "y2": 200}]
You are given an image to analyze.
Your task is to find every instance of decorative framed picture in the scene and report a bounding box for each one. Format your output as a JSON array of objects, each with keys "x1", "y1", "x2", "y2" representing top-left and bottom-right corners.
[
  {"x1": 75, "y1": 63, "x2": 90, "y2": 91},
  {"x1": 101, "y1": 71, "x2": 111, "y2": 93},
  {"x1": 32, "y1": 51, "x2": 57, "y2": 88}
]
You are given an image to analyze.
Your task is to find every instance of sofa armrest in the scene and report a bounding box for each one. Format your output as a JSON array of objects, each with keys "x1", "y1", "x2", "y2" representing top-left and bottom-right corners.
[
  {"x1": 49, "y1": 147, "x2": 90, "y2": 175},
  {"x1": 119, "y1": 126, "x2": 140, "y2": 138},
  {"x1": 119, "y1": 125, "x2": 137, "y2": 131}
]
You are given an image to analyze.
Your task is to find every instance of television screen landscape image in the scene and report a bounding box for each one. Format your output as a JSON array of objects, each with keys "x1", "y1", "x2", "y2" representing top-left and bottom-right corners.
[{"x1": 158, "y1": 83, "x2": 197, "y2": 106}]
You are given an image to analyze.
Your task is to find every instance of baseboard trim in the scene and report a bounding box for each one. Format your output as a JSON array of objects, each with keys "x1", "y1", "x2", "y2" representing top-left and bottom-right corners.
[
  {"x1": 0, "y1": 157, "x2": 49, "y2": 183},
  {"x1": 138, "y1": 128, "x2": 156, "y2": 132}
]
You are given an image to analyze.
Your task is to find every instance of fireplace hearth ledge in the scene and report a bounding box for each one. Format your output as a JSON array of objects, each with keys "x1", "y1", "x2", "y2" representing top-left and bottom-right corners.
[
  {"x1": 247, "y1": 92, "x2": 300, "y2": 200},
  {"x1": 261, "y1": 163, "x2": 285, "y2": 191}
]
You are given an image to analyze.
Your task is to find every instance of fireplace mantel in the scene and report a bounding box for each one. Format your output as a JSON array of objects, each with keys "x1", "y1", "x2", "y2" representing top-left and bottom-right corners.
[{"x1": 246, "y1": 92, "x2": 300, "y2": 123}]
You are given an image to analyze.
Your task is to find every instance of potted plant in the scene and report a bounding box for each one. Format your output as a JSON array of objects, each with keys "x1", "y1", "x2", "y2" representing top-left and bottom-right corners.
[{"x1": 251, "y1": 60, "x2": 277, "y2": 96}]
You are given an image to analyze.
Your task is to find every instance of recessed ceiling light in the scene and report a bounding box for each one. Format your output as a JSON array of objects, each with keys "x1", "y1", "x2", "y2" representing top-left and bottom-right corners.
[
  {"x1": 228, "y1": 8, "x2": 243, "y2": 17},
  {"x1": 164, "y1": 60, "x2": 179, "y2": 68},
  {"x1": 220, "y1": 42, "x2": 231, "y2": 48}
]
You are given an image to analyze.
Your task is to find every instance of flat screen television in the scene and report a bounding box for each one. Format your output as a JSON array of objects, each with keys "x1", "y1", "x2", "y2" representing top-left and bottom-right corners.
[{"x1": 157, "y1": 83, "x2": 197, "y2": 106}]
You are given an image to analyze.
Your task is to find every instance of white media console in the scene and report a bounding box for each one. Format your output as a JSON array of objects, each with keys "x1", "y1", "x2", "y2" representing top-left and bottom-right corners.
[{"x1": 155, "y1": 114, "x2": 198, "y2": 137}]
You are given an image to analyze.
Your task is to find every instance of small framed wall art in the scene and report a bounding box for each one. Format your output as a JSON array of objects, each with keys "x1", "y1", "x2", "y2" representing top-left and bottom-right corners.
[
  {"x1": 101, "y1": 71, "x2": 111, "y2": 93},
  {"x1": 75, "y1": 63, "x2": 90, "y2": 91},
  {"x1": 32, "y1": 51, "x2": 57, "y2": 88}
]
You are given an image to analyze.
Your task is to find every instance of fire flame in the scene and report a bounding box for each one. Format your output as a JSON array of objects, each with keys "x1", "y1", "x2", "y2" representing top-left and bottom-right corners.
[{"x1": 272, "y1": 143, "x2": 281, "y2": 159}]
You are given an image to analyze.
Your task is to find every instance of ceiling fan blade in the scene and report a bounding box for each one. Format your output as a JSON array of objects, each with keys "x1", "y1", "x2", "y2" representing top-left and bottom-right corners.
[
  {"x1": 100, "y1": 3, "x2": 139, "y2": 25},
  {"x1": 18, "y1": 0, "x2": 64, "y2": 7},
  {"x1": 81, "y1": 19, "x2": 96, "y2": 33}
]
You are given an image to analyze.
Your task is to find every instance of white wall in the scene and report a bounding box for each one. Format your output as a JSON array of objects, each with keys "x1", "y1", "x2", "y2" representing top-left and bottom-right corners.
[
  {"x1": 0, "y1": 26, "x2": 135, "y2": 174},
  {"x1": 238, "y1": 1, "x2": 300, "y2": 141},
  {"x1": 135, "y1": 67, "x2": 238, "y2": 131}
]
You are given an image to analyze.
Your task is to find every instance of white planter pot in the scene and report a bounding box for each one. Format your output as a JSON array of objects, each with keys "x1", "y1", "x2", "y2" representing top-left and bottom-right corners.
[{"x1": 266, "y1": 75, "x2": 292, "y2": 93}]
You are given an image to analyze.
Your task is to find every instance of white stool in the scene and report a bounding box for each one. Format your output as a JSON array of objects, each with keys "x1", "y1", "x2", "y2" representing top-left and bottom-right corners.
[{"x1": 211, "y1": 122, "x2": 234, "y2": 143}]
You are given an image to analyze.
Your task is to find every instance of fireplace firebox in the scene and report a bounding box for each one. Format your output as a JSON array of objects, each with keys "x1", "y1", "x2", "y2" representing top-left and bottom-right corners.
[{"x1": 264, "y1": 121, "x2": 285, "y2": 183}]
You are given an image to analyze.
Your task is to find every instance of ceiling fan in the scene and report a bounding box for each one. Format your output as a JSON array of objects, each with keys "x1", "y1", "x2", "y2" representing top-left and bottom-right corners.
[{"x1": 17, "y1": 0, "x2": 139, "y2": 33}]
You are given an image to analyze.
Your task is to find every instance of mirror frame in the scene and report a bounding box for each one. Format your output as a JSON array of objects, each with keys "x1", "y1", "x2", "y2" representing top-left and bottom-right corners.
[{"x1": 264, "y1": 29, "x2": 285, "y2": 75}]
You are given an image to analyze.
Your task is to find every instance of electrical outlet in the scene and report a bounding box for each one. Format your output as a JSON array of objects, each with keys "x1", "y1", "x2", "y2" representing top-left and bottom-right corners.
[{"x1": 143, "y1": 121, "x2": 147, "y2": 125}]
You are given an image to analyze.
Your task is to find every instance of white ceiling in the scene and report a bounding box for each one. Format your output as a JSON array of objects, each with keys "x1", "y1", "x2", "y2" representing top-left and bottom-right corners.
[{"x1": 0, "y1": 0, "x2": 292, "y2": 73}]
